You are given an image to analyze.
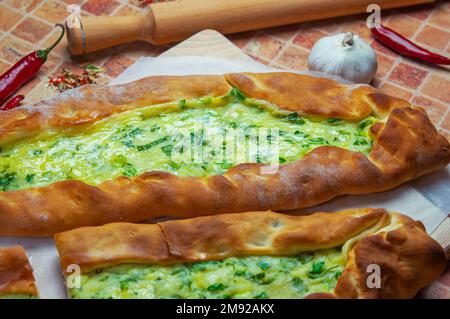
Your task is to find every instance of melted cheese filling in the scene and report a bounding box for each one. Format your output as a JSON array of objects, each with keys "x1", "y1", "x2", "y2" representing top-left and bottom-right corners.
[
  {"x1": 70, "y1": 248, "x2": 344, "y2": 299},
  {"x1": 0, "y1": 90, "x2": 376, "y2": 191}
]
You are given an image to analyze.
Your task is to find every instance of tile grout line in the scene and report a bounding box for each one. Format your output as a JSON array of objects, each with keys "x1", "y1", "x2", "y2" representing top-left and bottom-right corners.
[
  {"x1": 437, "y1": 107, "x2": 450, "y2": 128},
  {"x1": 268, "y1": 32, "x2": 298, "y2": 66}
]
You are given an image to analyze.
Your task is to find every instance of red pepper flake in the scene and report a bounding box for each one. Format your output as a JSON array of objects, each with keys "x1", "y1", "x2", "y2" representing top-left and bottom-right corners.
[
  {"x1": 47, "y1": 64, "x2": 105, "y2": 92},
  {"x1": 0, "y1": 94, "x2": 24, "y2": 111}
]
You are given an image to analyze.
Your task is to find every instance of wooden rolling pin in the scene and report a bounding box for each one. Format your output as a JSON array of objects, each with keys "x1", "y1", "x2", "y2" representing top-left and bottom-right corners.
[{"x1": 66, "y1": 0, "x2": 434, "y2": 55}]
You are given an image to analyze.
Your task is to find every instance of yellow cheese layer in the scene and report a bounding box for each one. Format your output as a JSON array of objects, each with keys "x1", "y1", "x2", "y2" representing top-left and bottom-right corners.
[
  {"x1": 0, "y1": 89, "x2": 376, "y2": 191},
  {"x1": 70, "y1": 248, "x2": 344, "y2": 299}
]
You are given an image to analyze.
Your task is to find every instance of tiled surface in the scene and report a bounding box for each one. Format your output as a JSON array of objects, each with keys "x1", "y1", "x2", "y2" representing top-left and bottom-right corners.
[{"x1": 0, "y1": 0, "x2": 449, "y2": 298}]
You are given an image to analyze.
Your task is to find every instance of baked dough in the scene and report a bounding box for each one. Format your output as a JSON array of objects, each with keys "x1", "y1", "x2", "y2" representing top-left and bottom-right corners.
[
  {"x1": 54, "y1": 208, "x2": 446, "y2": 299},
  {"x1": 0, "y1": 72, "x2": 448, "y2": 236},
  {"x1": 0, "y1": 246, "x2": 38, "y2": 298}
]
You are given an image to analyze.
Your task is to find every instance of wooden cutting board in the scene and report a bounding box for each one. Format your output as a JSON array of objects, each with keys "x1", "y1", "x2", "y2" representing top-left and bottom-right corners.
[
  {"x1": 160, "y1": 29, "x2": 252, "y2": 61},
  {"x1": 156, "y1": 29, "x2": 450, "y2": 256}
]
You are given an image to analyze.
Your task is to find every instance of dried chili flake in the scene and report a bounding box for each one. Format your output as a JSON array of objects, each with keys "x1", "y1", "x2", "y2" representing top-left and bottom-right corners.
[{"x1": 47, "y1": 64, "x2": 104, "y2": 92}]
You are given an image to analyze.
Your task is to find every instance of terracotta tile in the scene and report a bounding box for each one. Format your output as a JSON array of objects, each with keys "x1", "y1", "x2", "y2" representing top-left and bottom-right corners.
[
  {"x1": 24, "y1": 81, "x2": 57, "y2": 104},
  {"x1": 274, "y1": 45, "x2": 309, "y2": 71},
  {"x1": 375, "y1": 53, "x2": 395, "y2": 78},
  {"x1": 71, "y1": 47, "x2": 110, "y2": 66},
  {"x1": 442, "y1": 2, "x2": 450, "y2": 12},
  {"x1": 421, "y1": 74, "x2": 450, "y2": 104},
  {"x1": 398, "y1": 4, "x2": 433, "y2": 21},
  {"x1": 0, "y1": 35, "x2": 33, "y2": 64},
  {"x1": 311, "y1": 16, "x2": 347, "y2": 34},
  {"x1": 128, "y1": 0, "x2": 145, "y2": 8},
  {"x1": 264, "y1": 24, "x2": 299, "y2": 42},
  {"x1": 412, "y1": 95, "x2": 448, "y2": 125},
  {"x1": 5, "y1": 0, "x2": 43, "y2": 13},
  {"x1": 0, "y1": 60, "x2": 11, "y2": 74},
  {"x1": 379, "y1": 82, "x2": 414, "y2": 101},
  {"x1": 117, "y1": 41, "x2": 167, "y2": 60},
  {"x1": 113, "y1": 5, "x2": 141, "y2": 16},
  {"x1": 103, "y1": 54, "x2": 134, "y2": 78},
  {"x1": 40, "y1": 27, "x2": 70, "y2": 57},
  {"x1": 370, "y1": 38, "x2": 399, "y2": 58},
  {"x1": 95, "y1": 73, "x2": 112, "y2": 85},
  {"x1": 429, "y1": 6, "x2": 450, "y2": 30},
  {"x1": 293, "y1": 27, "x2": 327, "y2": 50},
  {"x1": 82, "y1": 0, "x2": 120, "y2": 16},
  {"x1": 442, "y1": 112, "x2": 450, "y2": 131},
  {"x1": 384, "y1": 14, "x2": 422, "y2": 38},
  {"x1": 246, "y1": 53, "x2": 270, "y2": 66},
  {"x1": 228, "y1": 31, "x2": 257, "y2": 49},
  {"x1": 34, "y1": 0, "x2": 70, "y2": 24},
  {"x1": 13, "y1": 75, "x2": 41, "y2": 98},
  {"x1": 441, "y1": 129, "x2": 450, "y2": 143},
  {"x1": 389, "y1": 62, "x2": 428, "y2": 89},
  {"x1": 416, "y1": 26, "x2": 450, "y2": 51},
  {"x1": 39, "y1": 54, "x2": 62, "y2": 75},
  {"x1": 338, "y1": 17, "x2": 373, "y2": 42},
  {"x1": 60, "y1": 0, "x2": 84, "y2": 4},
  {"x1": 244, "y1": 34, "x2": 285, "y2": 60},
  {"x1": 0, "y1": 4, "x2": 23, "y2": 31},
  {"x1": 371, "y1": 77, "x2": 383, "y2": 88},
  {"x1": 53, "y1": 61, "x2": 85, "y2": 75},
  {"x1": 12, "y1": 17, "x2": 52, "y2": 44}
]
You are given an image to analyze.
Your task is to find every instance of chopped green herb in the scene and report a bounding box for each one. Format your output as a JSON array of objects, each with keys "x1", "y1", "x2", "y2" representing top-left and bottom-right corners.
[
  {"x1": 25, "y1": 173, "x2": 35, "y2": 183},
  {"x1": 309, "y1": 137, "x2": 328, "y2": 144},
  {"x1": 137, "y1": 136, "x2": 170, "y2": 151},
  {"x1": 257, "y1": 261, "x2": 270, "y2": 270},
  {"x1": 310, "y1": 261, "x2": 326, "y2": 274},
  {"x1": 207, "y1": 283, "x2": 226, "y2": 291},
  {"x1": 353, "y1": 138, "x2": 368, "y2": 146},
  {"x1": 123, "y1": 164, "x2": 137, "y2": 177},
  {"x1": 121, "y1": 140, "x2": 135, "y2": 148},
  {"x1": 161, "y1": 144, "x2": 173, "y2": 157},
  {"x1": 230, "y1": 87, "x2": 246, "y2": 102},
  {"x1": 0, "y1": 172, "x2": 16, "y2": 190},
  {"x1": 286, "y1": 113, "x2": 305, "y2": 125},
  {"x1": 254, "y1": 291, "x2": 268, "y2": 299},
  {"x1": 327, "y1": 118, "x2": 344, "y2": 125}
]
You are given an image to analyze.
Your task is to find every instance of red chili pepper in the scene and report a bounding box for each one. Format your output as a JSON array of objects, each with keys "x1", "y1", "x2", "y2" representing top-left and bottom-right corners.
[
  {"x1": 0, "y1": 24, "x2": 65, "y2": 106},
  {"x1": 0, "y1": 95, "x2": 24, "y2": 111},
  {"x1": 371, "y1": 25, "x2": 450, "y2": 65}
]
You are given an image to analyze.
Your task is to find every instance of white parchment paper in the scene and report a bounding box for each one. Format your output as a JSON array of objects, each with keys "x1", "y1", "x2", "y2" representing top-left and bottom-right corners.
[{"x1": 0, "y1": 56, "x2": 448, "y2": 299}]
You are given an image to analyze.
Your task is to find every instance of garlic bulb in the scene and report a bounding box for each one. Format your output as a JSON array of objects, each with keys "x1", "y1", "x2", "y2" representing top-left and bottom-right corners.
[{"x1": 307, "y1": 32, "x2": 378, "y2": 84}]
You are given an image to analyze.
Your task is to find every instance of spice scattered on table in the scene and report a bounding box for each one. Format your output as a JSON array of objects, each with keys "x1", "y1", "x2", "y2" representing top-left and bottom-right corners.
[
  {"x1": 371, "y1": 25, "x2": 450, "y2": 65},
  {"x1": 47, "y1": 65, "x2": 105, "y2": 92},
  {"x1": 0, "y1": 24, "x2": 65, "y2": 107}
]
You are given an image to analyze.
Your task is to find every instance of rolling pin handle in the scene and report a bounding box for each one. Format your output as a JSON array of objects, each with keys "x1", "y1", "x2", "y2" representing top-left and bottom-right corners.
[{"x1": 65, "y1": 10, "x2": 155, "y2": 56}]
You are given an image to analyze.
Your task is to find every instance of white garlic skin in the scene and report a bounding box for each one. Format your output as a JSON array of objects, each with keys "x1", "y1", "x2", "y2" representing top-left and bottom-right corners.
[{"x1": 307, "y1": 32, "x2": 378, "y2": 84}]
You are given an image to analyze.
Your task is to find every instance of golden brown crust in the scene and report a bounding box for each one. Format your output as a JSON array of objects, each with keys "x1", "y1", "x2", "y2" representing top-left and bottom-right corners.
[
  {"x1": 0, "y1": 75, "x2": 231, "y2": 146},
  {"x1": 334, "y1": 214, "x2": 447, "y2": 299},
  {"x1": 0, "y1": 246, "x2": 38, "y2": 297},
  {"x1": 54, "y1": 209, "x2": 446, "y2": 299},
  {"x1": 225, "y1": 72, "x2": 377, "y2": 120},
  {"x1": 0, "y1": 72, "x2": 448, "y2": 236}
]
